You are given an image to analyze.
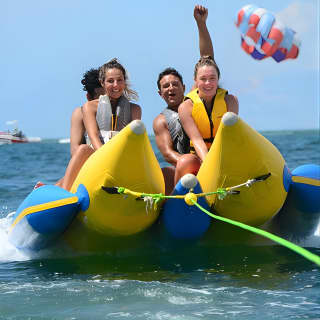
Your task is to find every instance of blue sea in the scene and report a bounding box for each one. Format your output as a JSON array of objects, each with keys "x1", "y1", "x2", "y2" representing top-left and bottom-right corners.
[{"x1": 0, "y1": 130, "x2": 319, "y2": 320}]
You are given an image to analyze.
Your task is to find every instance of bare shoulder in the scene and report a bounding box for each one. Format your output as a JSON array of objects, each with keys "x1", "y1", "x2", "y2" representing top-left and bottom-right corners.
[
  {"x1": 225, "y1": 94, "x2": 239, "y2": 115},
  {"x1": 83, "y1": 99, "x2": 99, "y2": 112},
  {"x1": 178, "y1": 98, "x2": 193, "y2": 113},
  {"x1": 71, "y1": 106, "x2": 82, "y2": 118},
  {"x1": 153, "y1": 113, "x2": 167, "y2": 132}
]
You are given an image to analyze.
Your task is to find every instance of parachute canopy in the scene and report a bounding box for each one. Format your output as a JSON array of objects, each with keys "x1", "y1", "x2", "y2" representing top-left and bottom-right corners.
[{"x1": 235, "y1": 4, "x2": 300, "y2": 62}]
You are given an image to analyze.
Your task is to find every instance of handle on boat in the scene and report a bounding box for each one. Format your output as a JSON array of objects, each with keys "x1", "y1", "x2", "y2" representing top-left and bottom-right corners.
[{"x1": 101, "y1": 186, "x2": 119, "y2": 194}]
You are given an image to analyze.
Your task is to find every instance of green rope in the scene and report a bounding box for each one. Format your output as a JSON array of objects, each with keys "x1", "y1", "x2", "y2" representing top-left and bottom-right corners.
[
  {"x1": 116, "y1": 187, "x2": 227, "y2": 210},
  {"x1": 191, "y1": 200, "x2": 320, "y2": 267},
  {"x1": 115, "y1": 185, "x2": 320, "y2": 266},
  {"x1": 116, "y1": 186, "x2": 228, "y2": 201},
  {"x1": 117, "y1": 187, "x2": 126, "y2": 194}
]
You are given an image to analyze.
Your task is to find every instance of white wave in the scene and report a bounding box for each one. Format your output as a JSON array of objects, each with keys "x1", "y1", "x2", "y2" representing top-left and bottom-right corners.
[{"x1": 0, "y1": 215, "x2": 30, "y2": 262}]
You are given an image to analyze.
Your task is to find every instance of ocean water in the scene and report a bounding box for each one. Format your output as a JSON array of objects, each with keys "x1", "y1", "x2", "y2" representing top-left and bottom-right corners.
[{"x1": 0, "y1": 130, "x2": 319, "y2": 320}]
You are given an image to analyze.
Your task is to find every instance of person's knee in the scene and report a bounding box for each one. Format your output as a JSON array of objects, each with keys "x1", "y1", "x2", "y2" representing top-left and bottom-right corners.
[
  {"x1": 176, "y1": 154, "x2": 201, "y2": 175},
  {"x1": 177, "y1": 154, "x2": 199, "y2": 168},
  {"x1": 76, "y1": 144, "x2": 93, "y2": 157},
  {"x1": 176, "y1": 155, "x2": 189, "y2": 168}
]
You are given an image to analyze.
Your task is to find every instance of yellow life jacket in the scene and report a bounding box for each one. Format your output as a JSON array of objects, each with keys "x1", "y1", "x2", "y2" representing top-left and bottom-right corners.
[{"x1": 185, "y1": 88, "x2": 228, "y2": 151}]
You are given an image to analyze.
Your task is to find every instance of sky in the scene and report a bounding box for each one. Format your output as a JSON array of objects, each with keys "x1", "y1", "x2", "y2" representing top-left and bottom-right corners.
[{"x1": 1, "y1": 0, "x2": 319, "y2": 139}]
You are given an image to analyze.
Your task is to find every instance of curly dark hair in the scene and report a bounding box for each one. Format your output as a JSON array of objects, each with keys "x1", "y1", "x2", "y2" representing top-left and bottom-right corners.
[
  {"x1": 81, "y1": 68, "x2": 102, "y2": 98},
  {"x1": 157, "y1": 67, "x2": 184, "y2": 90}
]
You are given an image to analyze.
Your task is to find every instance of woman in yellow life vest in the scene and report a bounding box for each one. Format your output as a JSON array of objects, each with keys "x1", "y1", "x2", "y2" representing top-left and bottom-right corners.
[{"x1": 176, "y1": 56, "x2": 239, "y2": 182}]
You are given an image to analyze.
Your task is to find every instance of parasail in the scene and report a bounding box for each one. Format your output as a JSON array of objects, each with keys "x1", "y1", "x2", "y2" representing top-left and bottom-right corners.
[{"x1": 235, "y1": 4, "x2": 300, "y2": 62}]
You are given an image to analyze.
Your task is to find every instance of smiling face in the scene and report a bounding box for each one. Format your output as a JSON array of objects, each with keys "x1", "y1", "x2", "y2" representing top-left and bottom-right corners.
[
  {"x1": 195, "y1": 65, "x2": 219, "y2": 101},
  {"x1": 102, "y1": 68, "x2": 126, "y2": 102},
  {"x1": 158, "y1": 74, "x2": 185, "y2": 110}
]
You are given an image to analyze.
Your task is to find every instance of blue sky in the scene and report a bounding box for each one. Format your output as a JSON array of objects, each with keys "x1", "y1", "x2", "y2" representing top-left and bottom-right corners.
[{"x1": 1, "y1": 0, "x2": 319, "y2": 138}]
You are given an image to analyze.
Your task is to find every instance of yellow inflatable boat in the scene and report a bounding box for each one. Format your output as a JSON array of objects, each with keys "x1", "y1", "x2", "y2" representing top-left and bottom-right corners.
[
  {"x1": 9, "y1": 114, "x2": 319, "y2": 253},
  {"x1": 63, "y1": 120, "x2": 165, "y2": 252},
  {"x1": 9, "y1": 120, "x2": 165, "y2": 252},
  {"x1": 161, "y1": 112, "x2": 292, "y2": 242},
  {"x1": 198, "y1": 112, "x2": 289, "y2": 225}
]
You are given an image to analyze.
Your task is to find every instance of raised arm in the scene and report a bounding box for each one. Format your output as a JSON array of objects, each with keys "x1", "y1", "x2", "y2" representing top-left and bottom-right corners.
[
  {"x1": 153, "y1": 114, "x2": 182, "y2": 166},
  {"x1": 194, "y1": 5, "x2": 214, "y2": 58},
  {"x1": 82, "y1": 100, "x2": 103, "y2": 150},
  {"x1": 178, "y1": 99, "x2": 208, "y2": 162}
]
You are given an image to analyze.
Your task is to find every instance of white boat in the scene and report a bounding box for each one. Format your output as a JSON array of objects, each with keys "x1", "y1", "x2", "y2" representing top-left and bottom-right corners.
[
  {"x1": 0, "y1": 129, "x2": 28, "y2": 144},
  {"x1": 1, "y1": 120, "x2": 41, "y2": 144}
]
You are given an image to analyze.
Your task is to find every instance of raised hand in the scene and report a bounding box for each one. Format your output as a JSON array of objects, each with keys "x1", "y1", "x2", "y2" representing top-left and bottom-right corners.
[{"x1": 194, "y1": 5, "x2": 208, "y2": 24}]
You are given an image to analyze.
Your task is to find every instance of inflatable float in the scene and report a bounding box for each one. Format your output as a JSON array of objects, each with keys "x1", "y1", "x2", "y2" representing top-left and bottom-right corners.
[
  {"x1": 8, "y1": 115, "x2": 320, "y2": 254},
  {"x1": 160, "y1": 113, "x2": 320, "y2": 249},
  {"x1": 9, "y1": 120, "x2": 165, "y2": 252}
]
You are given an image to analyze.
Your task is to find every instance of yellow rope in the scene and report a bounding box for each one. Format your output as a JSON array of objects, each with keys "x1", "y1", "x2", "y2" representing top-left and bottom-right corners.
[
  {"x1": 115, "y1": 174, "x2": 270, "y2": 207},
  {"x1": 117, "y1": 187, "x2": 228, "y2": 207}
]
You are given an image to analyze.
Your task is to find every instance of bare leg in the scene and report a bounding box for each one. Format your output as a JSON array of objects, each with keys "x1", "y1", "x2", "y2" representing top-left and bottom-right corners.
[
  {"x1": 174, "y1": 154, "x2": 201, "y2": 185},
  {"x1": 60, "y1": 144, "x2": 94, "y2": 191},
  {"x1": 161, "y1": 166, "x2": 175, "y2": 195}
]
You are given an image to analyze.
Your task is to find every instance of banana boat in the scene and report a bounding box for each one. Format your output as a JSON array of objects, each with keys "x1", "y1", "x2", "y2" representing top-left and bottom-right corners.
[
  {"x1": 161, "y1": 113, "x2": 320, "y2": 244},
  {"x1": 9, "y1": 120, "x2": 165, "y2": 252},
  {"x1": 64, "y1": 120, "x2": 165, "y2": 252},
  {"x1": 198, "y1": 112, "x2": 290, "y2": 225},
  {"x1": 8, "y1": 115, "x2": 320, "y2": 253}
]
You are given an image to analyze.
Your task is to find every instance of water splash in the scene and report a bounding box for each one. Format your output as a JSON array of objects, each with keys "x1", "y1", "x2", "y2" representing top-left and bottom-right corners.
[{"x1": 0, "y1": 214, "x2": 30, "y2": 262}]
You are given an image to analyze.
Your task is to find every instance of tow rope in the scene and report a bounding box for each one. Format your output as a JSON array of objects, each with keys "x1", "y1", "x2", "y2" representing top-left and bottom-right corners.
[
  {"x1": 102, "y1": 173, "x2": 320, "y2": 266},
  {"x1": 102, "y1": 173, "x2": 271, "y2": 207},
  {"x1": 191, "y1": 200, "x2": 320, "y2": 266}
]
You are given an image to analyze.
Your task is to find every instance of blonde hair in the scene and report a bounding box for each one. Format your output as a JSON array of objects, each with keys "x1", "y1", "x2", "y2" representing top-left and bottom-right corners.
[
  {"x1": 99, "y1": 58, "x2": 139, "y2": 101},
  {"x1": 194, "y1": 55, "x2": 220, "y2": 80}
]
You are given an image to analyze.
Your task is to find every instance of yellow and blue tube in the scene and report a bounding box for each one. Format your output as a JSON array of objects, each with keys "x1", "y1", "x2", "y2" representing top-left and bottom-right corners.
[
  {"x1": 290, "y1": 164, "x2": 320, "y2": 214},
  {"x1": 271, "y1": 164, "x2": 320, "y2": 238},
  {"x1": 9, "y1": 184, "x2": 89, "y2": 250}
]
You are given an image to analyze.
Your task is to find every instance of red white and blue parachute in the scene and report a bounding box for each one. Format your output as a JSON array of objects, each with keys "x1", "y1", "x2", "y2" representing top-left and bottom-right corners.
[{"x1": 235, "y1": 4, "x2": 300, "y2": 62}]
